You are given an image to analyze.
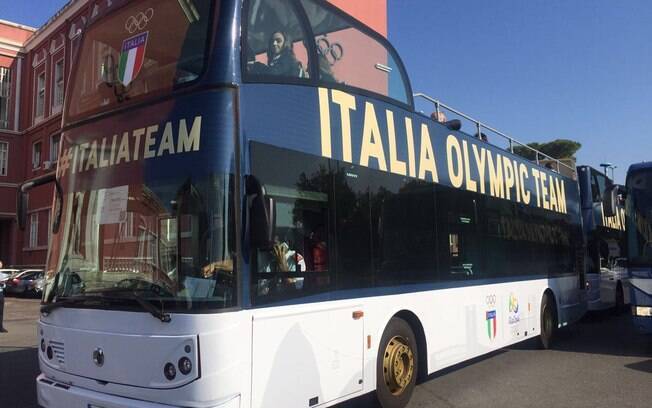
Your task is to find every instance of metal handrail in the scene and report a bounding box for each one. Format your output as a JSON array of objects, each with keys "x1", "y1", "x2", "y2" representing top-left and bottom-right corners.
[{"x1": 413, "y1": 92, "x2": 575, "y2": 175}]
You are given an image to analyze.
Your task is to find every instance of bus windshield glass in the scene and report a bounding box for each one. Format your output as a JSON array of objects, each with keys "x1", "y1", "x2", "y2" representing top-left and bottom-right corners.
[
  {"x1": 627, "y1": 169, "x2": 652, "y2": 267},
  {"x1": 66, "y1": 0, "x2": 213, "y2": 121},
  {"x1": 43, "y1": 169, "x2": 237, "y2": 311}
]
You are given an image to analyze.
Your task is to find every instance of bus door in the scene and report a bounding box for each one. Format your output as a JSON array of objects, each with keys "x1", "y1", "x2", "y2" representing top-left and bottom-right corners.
[{"x1": 248, "y1": 143, "x2": 363, "y2": 408}]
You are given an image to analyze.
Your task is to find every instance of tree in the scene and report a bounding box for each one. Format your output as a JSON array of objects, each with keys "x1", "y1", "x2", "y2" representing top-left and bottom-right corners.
[{"x1": 513, "y1": 139, "x2": 581, "y2": 160}]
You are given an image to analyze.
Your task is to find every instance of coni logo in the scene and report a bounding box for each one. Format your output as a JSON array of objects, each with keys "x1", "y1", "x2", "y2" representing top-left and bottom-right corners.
[{"x1": 508, "y1": 293, "x2": 519, "y2": 314}]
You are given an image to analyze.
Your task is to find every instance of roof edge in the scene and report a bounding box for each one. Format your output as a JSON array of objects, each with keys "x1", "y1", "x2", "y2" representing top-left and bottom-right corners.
[
  {"x1": 0, "y1": 19, "x2": 37, "y2": 31},
  {"x1": 23, "y1": 0, "x2": 87, "y2": 51}
]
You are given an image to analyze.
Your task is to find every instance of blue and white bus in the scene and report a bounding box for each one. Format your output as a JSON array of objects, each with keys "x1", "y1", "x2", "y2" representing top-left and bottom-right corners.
[
  {"x1": 23, "y1": 1, "x2": 586, "y2": 407},
  {"x1": 577, "y1": 165, "x2": 627, "y2": 311},
  {"x1": 616, "y1": 163, "x2": 652, "y2": 333}
]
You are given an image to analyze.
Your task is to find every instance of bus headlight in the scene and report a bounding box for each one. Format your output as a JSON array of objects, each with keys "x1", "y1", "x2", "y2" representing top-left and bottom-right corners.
[
  {"x1": 178, "y1": 357, "x2": 192, "y2": 375},
  {"x1": 633, "y1": 306, "x2": 652, "y2": 317},
  {"x1": 164, "y1": 362, "x2": 176, "y2": 380}
]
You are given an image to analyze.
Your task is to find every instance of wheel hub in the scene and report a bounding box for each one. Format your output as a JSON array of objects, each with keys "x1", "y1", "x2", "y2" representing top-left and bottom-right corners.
[{"x1": 382, "y1": 335, "x2": 414, "y2": 395}]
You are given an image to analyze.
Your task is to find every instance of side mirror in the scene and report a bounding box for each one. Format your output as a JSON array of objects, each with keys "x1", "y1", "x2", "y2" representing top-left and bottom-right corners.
[
  {"x1": 245, "y1": 175, "x2": 275, "y2": 249},
  {"x1": 17, "y1": 173, "x2": 62, "y2": 232},
  {"x1": 603, "y1": 184, "x2": 625, "y2": 217}
]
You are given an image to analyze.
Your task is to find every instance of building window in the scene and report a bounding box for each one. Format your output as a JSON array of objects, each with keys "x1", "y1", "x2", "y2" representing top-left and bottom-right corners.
[
  {"x1": 33, "y1": 142, "x2": 42, "y2": 169},
  {"x1": 0, "y1": 141, "x2": 7, "y2": 176},
  {"x1": 53, "y1": 59, "x2": 64, "y2": 110},
  {"x1": 30, "y1": 213, "x2": 39, "y2": 248},
  {"x1": 36, "y1": 72, "x2": 46, "y2": 119},
  {"x1": 119, "y1": 212, "x2": 134, "y2": 238},
  {"x1": 0, "y1": 67, "x2": 10, "y2": 129},
  {"x1": 50, "y1": 134, "x2": 61, "y2": 162}
]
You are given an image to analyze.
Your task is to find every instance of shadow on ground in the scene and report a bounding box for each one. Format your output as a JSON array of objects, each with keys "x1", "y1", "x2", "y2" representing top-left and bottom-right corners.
[{"x1": 0, "y1": 347, "x2": 39, "y2": 408}]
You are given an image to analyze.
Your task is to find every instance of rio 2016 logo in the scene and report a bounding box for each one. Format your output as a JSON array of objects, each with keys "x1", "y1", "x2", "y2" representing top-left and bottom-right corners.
[{"x1": 508, "y1": 293, "x2": 520, "y2": 324}]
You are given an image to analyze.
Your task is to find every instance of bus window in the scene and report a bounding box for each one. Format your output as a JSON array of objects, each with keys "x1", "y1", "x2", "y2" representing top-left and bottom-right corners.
[
  {"x1": 250, "y1": 143, "x2": 332, "y2": 303},
  {"x1": 334, "y1": 163, "x2": 374, "y2": 290},
  {"x1": 372, "y1": 179, "x2": 437, "y2": 285},
  {"x1": 244, "y1": 0, "x2": 310, "y2": 80},
  {"x1": 436, "y1": 187, "x2": 483, "y2": 279},
  {"x1": 299, "y1": 0, "x2": 409, "y2": 103},
  {"x1": 591, "y1": 169, "x2": 608, "y2": 203}
]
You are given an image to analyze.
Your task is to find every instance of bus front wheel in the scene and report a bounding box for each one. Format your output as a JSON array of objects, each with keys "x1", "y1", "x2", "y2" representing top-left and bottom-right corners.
[
  {"x1": 376, "y1": 317, "x2": 418, "y2": 408},
  {"x1": 539, "y1": 293, "x2": 557, "y2": 349}
]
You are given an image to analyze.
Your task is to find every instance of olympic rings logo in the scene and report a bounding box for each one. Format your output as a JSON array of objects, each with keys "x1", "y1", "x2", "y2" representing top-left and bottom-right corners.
[
  {"x1": 485, "y1": 294, "x2": 496, "y2": 307},
  {"x1": 125, "y1": 8, "x2": 154, "y2": 34},
  {"x1": 316, "y1": 37, "x2": 343, "y2": 66}
]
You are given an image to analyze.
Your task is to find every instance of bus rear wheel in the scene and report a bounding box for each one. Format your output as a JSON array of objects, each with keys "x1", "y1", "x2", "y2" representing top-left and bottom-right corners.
[
  {"x1": 614, "y1": 283, "x2": 625, "y2": 314},
  {"x1": 539, "y1": 293, "x2": 557, "y2": 350},
  {"x1": 376, "y1": 317, "x2": 418, "y2": 408}
]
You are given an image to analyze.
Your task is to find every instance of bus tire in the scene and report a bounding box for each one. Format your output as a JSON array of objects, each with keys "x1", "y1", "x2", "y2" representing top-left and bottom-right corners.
[
  {"x1": 538, "y1": 293, "x2": 557, "y2": 350},
  {"x1": 614, "y1": 283, "x2": 624, "y2": 314},
  {"x1": 376, "y1": 317, "x2": 418, "y2": 408}
]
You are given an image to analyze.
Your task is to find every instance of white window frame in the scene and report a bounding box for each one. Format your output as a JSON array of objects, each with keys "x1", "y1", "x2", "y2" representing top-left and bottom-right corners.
[
  {"x1": 0, "y1": 141, "x2": 7, "y2": 176},
  {"x1": 32, "y1": 141, "x2": 42, "y2": 170},
  {"x1": 50, "y1": 134, "x2": 61, "y2": 162},
  {"x1": 52, "y1": 58, "x2": 64, "y2": 113},
  {"x1": 119, "y1": 212, "x2": 134, "y2": 238},
  {"x1": 0, "y1": 67, "x2": 10, "y2": 129},
  {"x1": 35, "y1": 71, "x2": 46, "y2": 121},
  {"x1": 29, "y1": 213, "x2": 39, "y2": 248}
]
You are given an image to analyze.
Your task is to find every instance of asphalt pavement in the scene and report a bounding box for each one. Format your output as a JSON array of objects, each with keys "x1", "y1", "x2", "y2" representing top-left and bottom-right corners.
[
  {"x1": 0, "y1": 295, "x2": 40, "y2": 408},
  {"x1": 0, "y1": 298, "x2": 650, "y2": 408}
]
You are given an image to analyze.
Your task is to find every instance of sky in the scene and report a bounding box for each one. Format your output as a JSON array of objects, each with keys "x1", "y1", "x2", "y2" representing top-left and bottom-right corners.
[
  {"x1": 2, "y1": 0, "x2": 651, "y2": 183},
  {"x1": 387, "y1": 0, "x2": 652, "y2": 184}
]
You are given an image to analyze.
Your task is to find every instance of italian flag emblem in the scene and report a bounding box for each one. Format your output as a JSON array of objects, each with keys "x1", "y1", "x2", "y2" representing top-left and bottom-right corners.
[
  {"x1": 118, "y1": 31, "x2": 148, "y2": 86},
  {"x1": 486, "y1": 310, "x2": 497, "y2": 340}
]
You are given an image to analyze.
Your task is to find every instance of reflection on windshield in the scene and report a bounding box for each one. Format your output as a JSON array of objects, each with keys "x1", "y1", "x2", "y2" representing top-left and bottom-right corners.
[
  {"x1": 66, "y1": 0, "x2": 212, "y2": 121},
  {"x1": 627, "y1": 170, "x2": 652, "y2": 267},
  {"x1": 44, "y1": 173, "x2": 236, "y2": 311}
]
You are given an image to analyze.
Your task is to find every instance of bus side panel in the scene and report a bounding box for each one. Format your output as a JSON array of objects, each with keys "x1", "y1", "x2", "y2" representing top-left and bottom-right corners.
[
  {"x1": 363, "y1": 278, "x2": 569, "y2": 381},
  {"x1": 630, "y1": 268, "x2": 652, "y2": 334},
  {"x1": 251, "y1": 305, "x2": 364, "y2": 408}
]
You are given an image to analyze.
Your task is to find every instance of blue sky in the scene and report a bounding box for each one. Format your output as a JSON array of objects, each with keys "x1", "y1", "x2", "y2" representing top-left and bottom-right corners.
[
  {"x1": 388, "y1": 0, "x2": 652, "y2": 183},
  {"x1": 2, "y1": 0, "x2": 650, "y2": 183}
]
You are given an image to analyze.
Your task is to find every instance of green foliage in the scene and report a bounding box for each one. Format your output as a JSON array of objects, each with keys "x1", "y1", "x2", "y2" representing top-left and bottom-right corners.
[{"x1": 513, "y1": 139, "x2": 581, "y2": 160}]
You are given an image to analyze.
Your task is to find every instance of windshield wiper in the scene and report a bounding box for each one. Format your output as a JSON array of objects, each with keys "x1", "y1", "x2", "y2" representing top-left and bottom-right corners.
[
  {"x1": 118, "y1": 291, "x2": 172, "y2": 323},
  {"x1": 41, "y1": 292, "x2": 171, "y2": 323},
  {"x1": 41, "y1": 295, "x2": 109, "y2": 315}
]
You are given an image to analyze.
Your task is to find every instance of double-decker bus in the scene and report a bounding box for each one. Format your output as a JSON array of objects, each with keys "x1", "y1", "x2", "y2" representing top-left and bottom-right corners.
[
  {"x1": 607, "y1": 162, "x2": 652, "y2": 333},
  {"x1": 577, "y1": 165, "x2": 628, "y2": 311},
  {"x1": 25, "y1": 1, "x2": 586, "y2": 407}
]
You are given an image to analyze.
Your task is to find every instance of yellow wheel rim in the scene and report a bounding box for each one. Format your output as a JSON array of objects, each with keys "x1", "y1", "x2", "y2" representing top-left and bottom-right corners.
[{"x1": 382, "y1": 335, "x2": 415, "y2": 395}]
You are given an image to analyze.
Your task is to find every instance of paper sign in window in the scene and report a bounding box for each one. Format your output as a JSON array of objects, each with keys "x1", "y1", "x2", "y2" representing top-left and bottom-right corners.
[{"x1": 99, "y1": 185, "x2": 129, "y2": 225}]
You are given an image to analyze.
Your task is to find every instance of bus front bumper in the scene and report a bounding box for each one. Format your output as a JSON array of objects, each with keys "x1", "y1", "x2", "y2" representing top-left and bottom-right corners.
[
  {"x1": 632, "y1": 306, "x2": 652, "y2": 334},
  {"x1": 37, "y1": 374, "x2": 241, "y2": 408}
]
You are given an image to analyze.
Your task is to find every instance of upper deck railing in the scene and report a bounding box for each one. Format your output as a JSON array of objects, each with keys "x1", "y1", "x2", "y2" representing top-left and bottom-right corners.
[{"x1": 414, "y1": 92, "x2": 576, "y2": 178}]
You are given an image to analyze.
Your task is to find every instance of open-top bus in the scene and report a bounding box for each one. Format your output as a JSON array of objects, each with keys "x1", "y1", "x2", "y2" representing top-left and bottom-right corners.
[
  {"x1": 24, "y1": 1, "x2": 586, "y2": 407},
  {"x1": 577, "y1": 165, "x2": 628, "y2": 311},
  {"x1": 607, "y1": 162, "x2": 652, "y2": 333}
]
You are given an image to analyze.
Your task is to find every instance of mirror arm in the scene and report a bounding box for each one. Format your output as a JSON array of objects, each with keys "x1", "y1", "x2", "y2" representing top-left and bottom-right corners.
[{"x1": 17, "y1": 173, "x2": 61, "y2": 231}]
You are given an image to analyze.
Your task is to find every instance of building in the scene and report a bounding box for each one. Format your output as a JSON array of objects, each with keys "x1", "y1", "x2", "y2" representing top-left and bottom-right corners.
[
  {"x1": 0, "y1": 0, "x2": 385, "y2": 268},
  {"x1": 0, "y1": 1, "x2": 91, "y2": 268}
]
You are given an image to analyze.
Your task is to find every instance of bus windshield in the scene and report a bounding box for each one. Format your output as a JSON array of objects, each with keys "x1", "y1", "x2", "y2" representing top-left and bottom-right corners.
[
  {"x1": 43, "y1": 167, "x2": 237, "y2": 311},
  {"x1": 627, "y1": 170, "x2": 652, "y2": 267},
  {"x1": 66, "y1": 0, "x2": 213, "y2": 122}
]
